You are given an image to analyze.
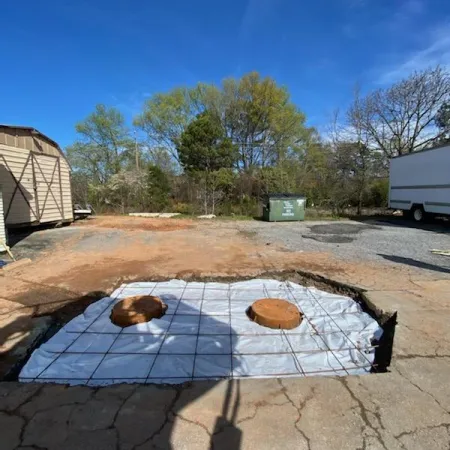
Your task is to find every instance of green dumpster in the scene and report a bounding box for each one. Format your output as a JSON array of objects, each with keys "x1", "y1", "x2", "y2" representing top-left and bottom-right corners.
[{"x1": 262, "y1": 194, "x2": 306, "y2": 222}]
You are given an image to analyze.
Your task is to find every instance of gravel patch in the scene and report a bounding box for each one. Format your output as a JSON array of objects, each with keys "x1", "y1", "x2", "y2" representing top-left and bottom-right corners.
[
  {"x1": 8, "y1": 226, "x2": 156, "y2": 259},
  {"x1": 308, "y1": 223, "x2": 380, "y2": 235},
  {"x1": 71, "y1": 230, "x2": 138, "y2": 252},
  {"x1": 237, "y1": 219, "x2": 450, "y2": 275},
  {"x1": 303, "y1": 234, "x2": 354, "y2": 244},
  {"x1": 9, "y1": 227, "x2": 82, "y2": 260}
]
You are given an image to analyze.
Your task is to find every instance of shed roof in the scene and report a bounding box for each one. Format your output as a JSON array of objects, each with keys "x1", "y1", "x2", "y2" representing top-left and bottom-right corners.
[{"x1": 0, "y1": 124, "x2": 68, "y2": 162}]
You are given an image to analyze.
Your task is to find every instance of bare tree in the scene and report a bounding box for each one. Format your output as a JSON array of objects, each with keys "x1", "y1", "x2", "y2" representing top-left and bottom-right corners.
[
  {"x1": 329, "y1": 92, "x2": 386, "y2": 215},
  {"x1": 348, "y1": 66, "x2": 450, "y2": 157}
]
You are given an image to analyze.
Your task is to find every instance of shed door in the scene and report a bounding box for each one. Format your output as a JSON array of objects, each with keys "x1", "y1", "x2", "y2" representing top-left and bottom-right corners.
[
  {"x1": 0, "y1": 152, "x2": 38, "y2": 225},
  {"x1": 32, "y1": 154, "x2": 65, "y2": 223}
]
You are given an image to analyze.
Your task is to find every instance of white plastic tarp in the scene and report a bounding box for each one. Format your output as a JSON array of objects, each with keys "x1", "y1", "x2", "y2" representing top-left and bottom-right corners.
[{"x1": 19, "y1": 279, "x2": 383, "y2": 385}]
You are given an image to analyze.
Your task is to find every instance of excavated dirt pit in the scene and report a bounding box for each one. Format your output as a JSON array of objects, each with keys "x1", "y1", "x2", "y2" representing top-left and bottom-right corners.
[{"x1": 18, "y1": 273, "x2": 394, "y2": 386}]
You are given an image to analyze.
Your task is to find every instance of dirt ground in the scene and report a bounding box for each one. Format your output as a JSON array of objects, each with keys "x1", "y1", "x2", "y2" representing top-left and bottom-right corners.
[
  {"x1": 2, "y1": 215, "x2": 448, "y2": 316},
  {"x1": 2, "y1": 215, "x2": 450, "y2": 448},
  {"x1": 75, "y1": 215, "x2": 194, "y2": 232}
]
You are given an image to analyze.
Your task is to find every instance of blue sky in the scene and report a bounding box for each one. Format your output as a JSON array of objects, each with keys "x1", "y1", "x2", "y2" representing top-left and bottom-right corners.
[{"x1": 1, "y1": 0, "x2": 449, "y2": 147}]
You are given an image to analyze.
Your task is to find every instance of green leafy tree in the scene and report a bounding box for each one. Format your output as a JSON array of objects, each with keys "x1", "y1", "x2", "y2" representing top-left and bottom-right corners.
[
  {"x1": 332, "y1": 141, "x2": 371, "y2": 215},
  {"x1": 67, "y1": 104, "x2": 132, "y2": 183},
  {"x1": 89, "y1": 170, "x2": 149, "y2": 213},
  {"x1": 135, "y1": 73, "x2": 313, "y2": 171},
  {"x1": 291, "y1": 142, "x2": 333, "y2": 207},
  {"x1": 222, "y1": 72, "x2": 313, "y2": 169},
  {"x1": 134, "y1": 84, "x2": 224, "y2": 162},
  {"x1": 134, "y1": 87, "x2": 199, "y2": 162},
  {"x1": 147, "y1": 164, "x2": 171, "y2": 211},
  {"x1": 70, "y1": 172, "x2": 91, "y2": 206},
  {"x1": 176, "y1": 111, "x2": 237, "y2": 213},
  {"x1": 256, "y1": 167, "x2": 296, "y2": 195},
  {"x1": 176, "y1": 111, "x2": 237, "y2": 172},
  {"x1": 435, "y1": 102, "x2": 450, "y2": 141},
  {"x1": 66, "y1": 142, "x2": 110, "y2": 184},
  {"x1": 148, "y1": 146, "x2": 178, "y2": 175}
]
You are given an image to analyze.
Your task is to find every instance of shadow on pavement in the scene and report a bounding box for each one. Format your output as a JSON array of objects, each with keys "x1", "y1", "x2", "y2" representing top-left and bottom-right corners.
[
  {"x1": 0, "y1": 291, "x2": 243, "y2": 449},
  {"x1": 349, "y1": 215, "x2": 450, "y2": 234},
  {"x1": 378, "y1": 254, "x2": 450, "y2": 274},
  {"x1": 0, "y1": 291, "x2": 108, "y2": 380}
]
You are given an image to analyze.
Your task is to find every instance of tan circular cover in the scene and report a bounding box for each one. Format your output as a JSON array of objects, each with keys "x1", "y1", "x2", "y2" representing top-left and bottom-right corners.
[
  {"x1": 248, "y1": 298, "x2": 302, "y2": 330},
  {"x1": 110, "y1": 295, "x2": 167, "y2": 327}
]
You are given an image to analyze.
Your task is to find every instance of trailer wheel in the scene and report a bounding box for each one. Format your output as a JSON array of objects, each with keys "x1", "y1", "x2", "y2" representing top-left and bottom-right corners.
[{"x1": 411, "y1": 205, "x2": 424, "y2": 222}]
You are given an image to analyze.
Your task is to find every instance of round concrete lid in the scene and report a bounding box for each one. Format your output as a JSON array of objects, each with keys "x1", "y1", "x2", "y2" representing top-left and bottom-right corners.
[
  {"x1": 110, "y1": 295, "x2": 167, "y2": 327},
  {"x1": 248, "y1": 298, "x2": 302, "y2": 330}
]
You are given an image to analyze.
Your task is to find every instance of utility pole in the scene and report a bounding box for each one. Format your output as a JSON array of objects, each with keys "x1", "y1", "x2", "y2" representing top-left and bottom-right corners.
[{"x1": 134, "y1": 129, "x2": 139, "y2": 171}]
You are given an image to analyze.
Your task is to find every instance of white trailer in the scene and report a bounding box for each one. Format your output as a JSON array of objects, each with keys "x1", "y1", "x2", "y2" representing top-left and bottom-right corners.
[{"x1": 389, "y1": 143, "x2": 450, "y2": 222}]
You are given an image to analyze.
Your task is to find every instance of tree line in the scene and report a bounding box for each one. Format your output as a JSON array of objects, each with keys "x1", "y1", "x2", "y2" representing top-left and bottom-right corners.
[{"x1": 67, "y1": 67, "x2": 450, "y2": 216}]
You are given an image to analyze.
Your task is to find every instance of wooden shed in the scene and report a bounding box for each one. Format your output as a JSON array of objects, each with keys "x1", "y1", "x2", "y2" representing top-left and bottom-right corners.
[
  {"x1": 0, "y1": 186, "x2": 6, "y2": 246},
  {"x1": 0, "y1": 125, "x2": 73, "y2": 229}
]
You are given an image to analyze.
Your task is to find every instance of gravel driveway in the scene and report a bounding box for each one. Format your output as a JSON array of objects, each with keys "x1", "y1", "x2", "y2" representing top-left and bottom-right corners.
[
  {"x1": 236, "y1": 218, "x2": 450, "y2": 275},
  {"x1": 6, "y1": 216, "x2": 450, "y2": 277}
]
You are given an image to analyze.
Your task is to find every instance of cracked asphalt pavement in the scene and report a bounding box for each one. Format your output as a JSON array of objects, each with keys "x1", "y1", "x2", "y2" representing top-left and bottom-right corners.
[{"x1": 1, "y1": 368, "x2": 449, "y2": 450}]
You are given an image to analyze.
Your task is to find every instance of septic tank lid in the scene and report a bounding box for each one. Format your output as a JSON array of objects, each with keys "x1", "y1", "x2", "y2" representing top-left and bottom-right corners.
[
  {"x1": 110, "y1": 295, "x2": 168, "y2": 327},
  {"x1": 248, "y1": 298, "x2": 302, "y2": 329}
]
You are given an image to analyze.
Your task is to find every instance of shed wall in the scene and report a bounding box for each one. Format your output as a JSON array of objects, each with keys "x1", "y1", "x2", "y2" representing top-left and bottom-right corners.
[
  {"x1": 0, "y1": 127, "x2": 73, "y2": 226},
  {"x1": 0, "y1": 186, "x2": 6, "y2": 246},
  {"x1": 60, "y1": 159, "x2": 74, "y2": 221}
]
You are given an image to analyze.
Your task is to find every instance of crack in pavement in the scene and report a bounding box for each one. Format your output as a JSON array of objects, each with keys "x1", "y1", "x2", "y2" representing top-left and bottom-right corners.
[
  {"x1": 106, "y1": 384, "x2": 139, "y2": 450},
  {"x1": 175, "y1": 413, "x2": 213, "y2": 438},
  {"x1": 2, "y1": 384, "x2": 46, "y2": 413},
  {"x1": 396, "y1": 354, "x2": 450, "y2": 360},
  {"x1": 394, "y1": 365, "x2": 450, "y2": 414},
  {"x1": 338, "y1": 377, "x2": 396, "y2": 450},
  {"x1": 277, "y1": 378, "x2": 314, "y2": 450},
  {"x1": 16, "y1": 385, "x2": 95, "y2": 449},
  {"x1": 394, "y1": 422, "x2": 450, "y2": 441},
  {"x1": 0, "y1": 384, "x2": 46, "y2": 448},
  {"x1": 20, "y1": 444, "x2": 47, "y2": 450},
  {"x1": 110, "y1": 385, "x2": 139, "y2": 431},
  {"x1": 235, "y1": 400, "x2": 291, "y2": 426},
  {"x1": 129, "y1": 386, "x2": 182, "y2": 450}
]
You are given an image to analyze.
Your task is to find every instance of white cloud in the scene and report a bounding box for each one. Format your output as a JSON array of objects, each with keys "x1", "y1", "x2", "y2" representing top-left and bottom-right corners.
[{"x1": 378, "y1": 23, "x2": 450, "y2": 84}]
